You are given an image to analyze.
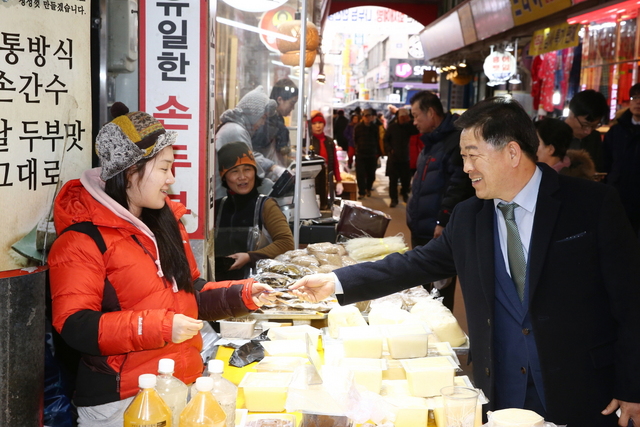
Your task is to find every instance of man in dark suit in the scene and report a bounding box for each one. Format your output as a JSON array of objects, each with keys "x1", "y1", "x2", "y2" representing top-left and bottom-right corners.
[{"x1": 291, "y1": 98, "x2": 640, "y2": 426}]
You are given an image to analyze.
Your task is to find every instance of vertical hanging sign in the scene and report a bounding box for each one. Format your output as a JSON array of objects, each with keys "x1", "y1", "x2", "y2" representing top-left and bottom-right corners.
[
  {"x1": 140, "y1": 0, "x2": 207, "y2": 239},
  {"x1": 0, "y1": 0, "x2": 92, "y2": 271}
]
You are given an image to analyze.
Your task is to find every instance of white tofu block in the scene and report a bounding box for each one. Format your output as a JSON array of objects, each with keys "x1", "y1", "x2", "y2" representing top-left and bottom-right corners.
[
  {"x1": 401, "y1": 357, "x2": 456, "y2": 397},
  {"x1": 489, "y1": 408, "x2": 544, "y2": 427},
  {"x1": 380, "y1": 380, "x2": 411, "y2": 397},
  {"x1": 340, "y1": 326, "x2": 383, "y2": 358},
  {"x1": 339, "y1": 358, "x2": 386, "y2": 394},
  {"x1": 384, "y1": 395, "x2": 429, "y2": 427},
  {"x1": 383, "y1": 323, "x2": 429, "y2": 359},
  {"x1": 327, "y1": 305, "x2": 367, "y2": 339},
  {"x1": 239, "y1": 372, "x2": 292, "y2": 412},
  {"x1": 382, "y1": 358, "x2": 406, "y2": 380},
  {"x1": 260, "y1": 340, "x2": 307, "y2": 358}
]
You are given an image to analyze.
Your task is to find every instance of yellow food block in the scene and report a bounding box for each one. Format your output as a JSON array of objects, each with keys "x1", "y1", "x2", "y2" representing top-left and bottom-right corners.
[
  {"x1": 380, "y1": 380, "x2": 411, "y2": 397},
  {"x1": 327, "y1": 305, "x2": 367, "y2": 339},
  {"x1": 401, "y1": 357, "x2": 455, "y2": 397},
  {"x1": 238, "y1": 372, "x2": 292, "y2": 412},
  {"x1": 260, "y1": 340, "x2": 307, "y2": 358},
  {"x1": 340, "y1": 326, "x2": 383, "y2": 359},
  {"x1": 339, "y1": 358, "x2": 386, "y2": 394},
  {"x1": 383, "y1": 323, "x2": 429, "y2": 359},
  {"x1": 382, "y1": 358, "x2": 406, "y2": 380},
  {"x1": 384, "y1": 395, "x2": 429, "y2": 427}
]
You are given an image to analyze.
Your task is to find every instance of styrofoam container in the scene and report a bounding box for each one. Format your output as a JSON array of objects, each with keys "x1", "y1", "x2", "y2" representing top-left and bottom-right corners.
[
  {"x1": 339, "y1": 325, "x2": 383, "y2": 358},
  {"x1": 338, "y1": 358, "x2": 387, "y2": 394},
  {"x1": 254, "y1": 357, "x2": 308, "y2": 372},
  {"x1": 219, "y1": 319, "x2": 256, "y2": 339},
  {"x1": 382, "y1": 323, "x2": 429, "y2": 359},
  {"x1": 239, "y1": 372, "x2": 293, "y2": 412},
  {"x1": 400, "y1": 356, "x2": 457, "y2": 397},
  {"x1": 260, "y1": 340, "x2": 308, "y2": 358}
]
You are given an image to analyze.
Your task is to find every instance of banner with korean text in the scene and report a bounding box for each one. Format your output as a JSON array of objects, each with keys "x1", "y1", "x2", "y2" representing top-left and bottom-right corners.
[
  {"x1": 0, "y1": 0, "x2": 91, "y2": 271},
  {"x1": 140, "y1": 0, "x2": 207, "y2": 239}
]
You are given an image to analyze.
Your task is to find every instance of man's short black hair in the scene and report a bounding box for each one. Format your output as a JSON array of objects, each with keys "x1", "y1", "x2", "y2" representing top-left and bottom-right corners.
[
  {"x1": 630, "y1": 84, "x2": 640, "y2": 98},
  {"x1": 410, "y1": 91, "x2": 444, "y2": 117},
  {"x1": 569, "y1": 90, "x2": 609, "y2": 123},
  {"x1": 535, "y1": 118, "x2": 573, "y2": 160},
  {"x1": 270, "y1": 78, "x2": 299, "y2": 101},
  {"x1": 456, "y1": 97, "x2": 538, "y2": 162}
]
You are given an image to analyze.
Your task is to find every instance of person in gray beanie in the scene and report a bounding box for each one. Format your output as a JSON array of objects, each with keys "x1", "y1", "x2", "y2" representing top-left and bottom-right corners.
[{"x1": 215, "y1": 86, "x2": 283, "y2": 197}]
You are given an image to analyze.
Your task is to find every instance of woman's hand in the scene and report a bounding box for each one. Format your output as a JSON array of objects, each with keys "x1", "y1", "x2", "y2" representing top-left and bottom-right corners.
[
  {"x1": 251, "y1": 282, "x2": 277, "y2": 307},
  {"x1": 172, "y1": 314, "x2": 203, "y2": 343},
  {"x1": 228, "y1": 253, "x2": 250, "y2": 270},
  {"x1": 336, "y1": 182, "x2": 344, "y2": 195}
]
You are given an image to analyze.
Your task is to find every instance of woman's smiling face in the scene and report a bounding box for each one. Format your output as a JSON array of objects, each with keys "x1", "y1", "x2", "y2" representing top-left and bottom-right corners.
[
  {"x1": 126, "y1": 146, "x2": 175, "y2": 217},
  {"x1": 225, "y1": 164, "x2": 256, "y2": 195}
]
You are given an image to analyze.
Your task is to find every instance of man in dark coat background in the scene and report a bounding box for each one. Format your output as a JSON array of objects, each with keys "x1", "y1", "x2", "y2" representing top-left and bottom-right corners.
[
  {"x1": 291, "y1": 98, "x2": 640, "y2": 427},
  {"x1": 603, "y1": 83, "x2": 640, "y2": 238},
  {"x1": 384, "y1": 108, "x2": 418, "y2": 207}
]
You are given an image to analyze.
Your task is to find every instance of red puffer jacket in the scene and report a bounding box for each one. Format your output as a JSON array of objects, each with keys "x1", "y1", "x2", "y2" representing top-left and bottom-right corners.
[{"x1": 48, "y1": 177, "x2": 258, "y2": 407}]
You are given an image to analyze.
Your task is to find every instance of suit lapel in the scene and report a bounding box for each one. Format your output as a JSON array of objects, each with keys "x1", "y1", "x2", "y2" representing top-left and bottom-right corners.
[
  {"x1": 476, "y1": 200, "x2": 496, "y2": 312},
  {"x1": 528, "y1": 165, "x2": 561, "y2": 298}
]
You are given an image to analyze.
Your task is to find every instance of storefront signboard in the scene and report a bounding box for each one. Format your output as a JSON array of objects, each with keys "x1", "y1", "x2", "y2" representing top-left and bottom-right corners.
[
  {"x1": 141, "y1": 0, "x2": 207, "y2": 239},
  {"x1": 221, "y1": 0, "x2": 287, "y2": 13},
  {"x1": 389, "y1": 58, "x2": 435, "y2": 82},
  {"x1": 419, "y1": 12, "x2": 465, "y2": 62},
  {"x1": 0, "y1": 0, "x2": 91, "y2": 271},
  {"x1": 529, "y1": 22, "x2": 581, "y2": 56},
  {"x1": 470, "y1": 0, "x2": 514, "y2": 41},
  {"x1": 483, "y1": 50, "x2": 517, "y2": 83},
  {"x1": 510, "y1": 0, "x2": 572, "y2": 26}
]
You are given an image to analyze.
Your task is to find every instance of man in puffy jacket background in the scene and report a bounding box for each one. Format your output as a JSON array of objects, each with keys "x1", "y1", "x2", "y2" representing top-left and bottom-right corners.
[{"x1": 407, "y1": 91, "x2": 474, "y2": 310}]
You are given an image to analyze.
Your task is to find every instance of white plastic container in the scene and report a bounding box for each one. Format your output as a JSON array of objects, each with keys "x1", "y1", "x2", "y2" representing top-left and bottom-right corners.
[
  {"x1": 382, "y1": 323, "x2": 429, "y2": 359},
  {"x1": 155, "y1": 358, "x2": 188, "y2": 427},
  {"x1": 219, "y1": 319, "x2": 257, "y2": 339},
  {"x1": 339, "y1": 325, "x2": 383, "y2": 358},
  {"x1": 400, "y1": 356, "x2": 457, "y2": 397},
  {"x1": 338, "y1": 358, "x2": 387, "y2": 394},
  {"x1": 238, "y1": 372, "x2": 293, "y2": 412}
]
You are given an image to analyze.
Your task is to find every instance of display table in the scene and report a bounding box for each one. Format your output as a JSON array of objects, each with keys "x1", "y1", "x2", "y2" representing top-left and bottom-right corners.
[{"x1": 340, "y1": 181, "x2": 358, "y2": 201}]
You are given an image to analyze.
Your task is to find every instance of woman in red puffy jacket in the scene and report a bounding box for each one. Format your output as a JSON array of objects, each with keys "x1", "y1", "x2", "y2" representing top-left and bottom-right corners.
[{"x1": 48, "y1": 102, "x2": 274, "y2": 427}]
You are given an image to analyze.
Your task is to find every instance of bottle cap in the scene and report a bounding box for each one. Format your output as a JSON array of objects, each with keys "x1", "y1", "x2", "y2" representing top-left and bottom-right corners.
[
  {"x1": 195, "y1": 376, "x2": 214, "y2": 392},
  {"x1": 158, "y1": 358, "x2": 175, "y2": 374},
  {"x1": 139, "y1": 373, "x2": 157, "y2": 389},
  {"x1": 208, "y1": 359, "x2": 224, "y2": 374}
]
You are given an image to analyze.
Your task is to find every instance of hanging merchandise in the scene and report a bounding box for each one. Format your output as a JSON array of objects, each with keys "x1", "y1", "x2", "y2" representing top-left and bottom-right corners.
[{"x1": 276, "y1": 18, "x2": 319, "y2": 66}]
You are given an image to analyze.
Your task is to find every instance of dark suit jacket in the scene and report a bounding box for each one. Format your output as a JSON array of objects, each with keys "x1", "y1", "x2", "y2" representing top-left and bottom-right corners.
[{"x1": 335, "y1": 164, "x2": 640, "y2": 426}]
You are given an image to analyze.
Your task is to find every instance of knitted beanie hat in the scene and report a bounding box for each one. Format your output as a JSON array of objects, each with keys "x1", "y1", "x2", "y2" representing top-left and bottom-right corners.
[
  {"x1": 218, "y1": 141, "x2": 257, "y2": 178},
  {"x1": 95, "y1": 102, "x2": 177, "y2": 180},
  {"x1": 237, "y1": 86, "x2": 277, "y2": 124},
  {"x1": 310, "y1": 110, "x2": 326, "y2": 124}
]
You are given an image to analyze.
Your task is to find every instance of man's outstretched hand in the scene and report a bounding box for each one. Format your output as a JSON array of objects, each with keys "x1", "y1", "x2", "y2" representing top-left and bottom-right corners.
[{"x1": 289, "y1": 273, "x2": 336, "y2": 303}]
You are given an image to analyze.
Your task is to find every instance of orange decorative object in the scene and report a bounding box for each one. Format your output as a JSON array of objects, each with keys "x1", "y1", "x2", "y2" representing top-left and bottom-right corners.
[
  {"x1": 280, "y1": 50, "x2": 317, "y2": 67},
  {"x1": 276, "y1": 20, "x2": 319, "y2": 55}
]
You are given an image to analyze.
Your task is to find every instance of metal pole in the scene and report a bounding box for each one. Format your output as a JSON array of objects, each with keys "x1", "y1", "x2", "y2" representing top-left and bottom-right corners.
[{"x1": 293, "y1": 0, "x2": 308, "y2": 248}]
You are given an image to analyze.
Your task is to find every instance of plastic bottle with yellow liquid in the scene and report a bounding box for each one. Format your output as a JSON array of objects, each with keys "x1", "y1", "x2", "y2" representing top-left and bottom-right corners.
[
  {"x1": 180, "y1": 376, "x2": 226, "y2": 427},
  {"x1": 124, "y1": 373, "x2": 173, "y2": 427}
]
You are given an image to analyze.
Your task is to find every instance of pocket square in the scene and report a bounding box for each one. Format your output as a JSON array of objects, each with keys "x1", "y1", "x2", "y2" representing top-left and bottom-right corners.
[{"x1": 556, "y1": 231, "x2": 587, "y2": 243}]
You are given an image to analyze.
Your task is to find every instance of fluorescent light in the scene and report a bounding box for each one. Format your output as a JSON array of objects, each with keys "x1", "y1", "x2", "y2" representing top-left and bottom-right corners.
[{"x1": 216, "y1": 17, "x2": 298, "y2": 42}]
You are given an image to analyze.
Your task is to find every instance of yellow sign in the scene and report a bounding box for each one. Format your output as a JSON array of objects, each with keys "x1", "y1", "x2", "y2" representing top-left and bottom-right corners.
[
  {"x1": 529, "y1": 23, "x2": 581, "y2": 56},
  {"x1": 510, "y1": 0, "x2": 572, "y2": 26}
]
